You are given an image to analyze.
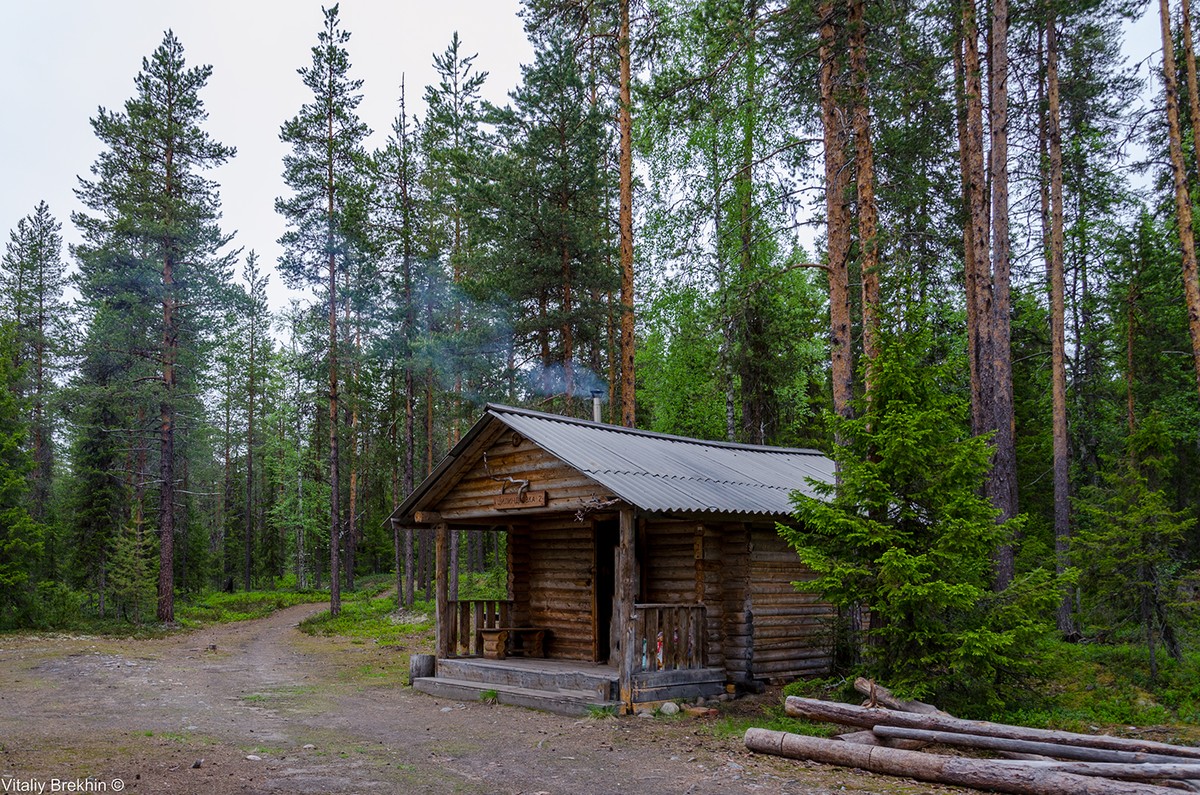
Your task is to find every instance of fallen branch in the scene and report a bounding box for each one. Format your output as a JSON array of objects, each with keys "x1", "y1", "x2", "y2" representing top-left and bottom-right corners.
[
  {"x1": 785, "y1": 696, "x2": 1200, "y2": 759},
  {"x1": 744, "y1": 728, "x2": 1178, "y2": 795},
  {"x1": 853, "y1": 677, "x2": 950, "y2": 716}
]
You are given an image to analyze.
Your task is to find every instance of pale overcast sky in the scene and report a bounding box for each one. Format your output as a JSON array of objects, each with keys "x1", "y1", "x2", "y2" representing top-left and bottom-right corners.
[{"x1": 1, "y1": 0, "x2": 531, "y2": 310}]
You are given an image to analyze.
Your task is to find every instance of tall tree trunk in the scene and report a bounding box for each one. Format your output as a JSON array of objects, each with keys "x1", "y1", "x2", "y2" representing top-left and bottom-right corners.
[
  {"x1": 959, "y1": 0, "x2": 989, "y2": 440},
  {"x1": 244, "y1": 311, "x2": 256, "y2": 593},
  {"x1": 390, "y1": 366, "x2": 401, "y2": 602},
  {"x1": 820, "y1": 0, "x2": 854, "y2": 428},
  {"x1": 737, "y1": 0, "x2": 773, "y2": 445},
  {"x1": 158, "y1": 257, "x2": 177, "y2": 623},
  {"x1": 1182, "y1": 0, "x2": 1200, "y2": 177},
  {"x1": 988, "y1": 0, "x2": 1018, "y2": 590},
  {"x1": 1126, "y1": 281, "x2": 1138, "y2": 436},
  {"x1": 1046, "y1": 12, "x2": 1074, "y2": 636},
  {"x1": 1162, "y1": 0, "x2": 1200, "y2": 402},
  {"x1": 328, "y1": 256, "x2": 341, "y2": 616},
  {"x1": 346, "y1": 316, "x2": 360, "y2": 591},
  {"x1": 618, "y1": 0, "x2": 636, "y2": 428},
  {"x1": 849, "y1": 0, "x2": 879, "y2": 395}
]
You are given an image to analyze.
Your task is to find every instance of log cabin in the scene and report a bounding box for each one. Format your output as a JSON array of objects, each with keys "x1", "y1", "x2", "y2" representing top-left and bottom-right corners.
[{"x1": 389, "y1": 403, "x2": 837, "y2": 715}]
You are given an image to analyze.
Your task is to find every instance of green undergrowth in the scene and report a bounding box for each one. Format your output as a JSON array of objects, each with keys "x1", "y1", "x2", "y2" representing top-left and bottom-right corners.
[
  {"x1": 175, "y1": 573, "x2": 392, "y2": 627},
  {"x1": 984, "y1": 639, "x2": 1200, "y2": 739},
  {"x1": 175, "y1": 589, "x2": 329, "y2": 626}
]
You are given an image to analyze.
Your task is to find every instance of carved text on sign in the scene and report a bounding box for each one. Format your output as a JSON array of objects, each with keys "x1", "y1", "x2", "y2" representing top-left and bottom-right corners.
[{"x1": 494, "y1": 491, "x2": 548, "y2": 509}]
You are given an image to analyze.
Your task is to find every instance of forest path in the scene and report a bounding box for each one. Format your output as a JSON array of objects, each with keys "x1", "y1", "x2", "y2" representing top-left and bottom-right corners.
[{"x1": 0, "y1": 603, "x2": 957, "y2": 794}]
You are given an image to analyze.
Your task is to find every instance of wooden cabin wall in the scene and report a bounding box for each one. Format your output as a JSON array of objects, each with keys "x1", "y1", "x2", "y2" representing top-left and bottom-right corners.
[
  {"x1": 524, "y1": 517, "x2": 594, "y2": 661},
  {"x1": 720, "y1": 523, "x2": 753, "y2": 683},
  {"x1": 435, "y1": 434, "x2": 605, "y2": 520},
  {"x1": 641, "y1": 520, "x2": 697, "y2": 604},
  {"x1": 507, "y1": 525, "x2": 532, "y2": 627},
  {"x1": 640, "y1": 520, "x2": 725, "y2": 670},
  {"x1": 698, "y1": 523, "x2": 725, "y2": 671},
  {"x1": 748, "y1": 525, "x2": 833, "y2": 680}
]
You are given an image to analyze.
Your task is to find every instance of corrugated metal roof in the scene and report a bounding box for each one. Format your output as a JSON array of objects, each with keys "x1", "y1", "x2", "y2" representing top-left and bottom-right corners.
[
  {"x1": 390, "y1": 403, "x2": 835, "y2": 522},
  {"x1": 487, "y1": 404, "x2": 834, "y2": 517}
]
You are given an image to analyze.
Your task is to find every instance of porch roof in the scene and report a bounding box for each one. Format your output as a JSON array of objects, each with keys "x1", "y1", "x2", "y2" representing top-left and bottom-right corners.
[{"x1": 391, "y1": 403, "x2": 835, "y2": 521}]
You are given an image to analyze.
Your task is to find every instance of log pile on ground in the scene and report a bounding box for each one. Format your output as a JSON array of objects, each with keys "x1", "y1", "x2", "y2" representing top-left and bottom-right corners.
[{"x1": 743, "y1": 681, "x2": 1200, "y2": 795}]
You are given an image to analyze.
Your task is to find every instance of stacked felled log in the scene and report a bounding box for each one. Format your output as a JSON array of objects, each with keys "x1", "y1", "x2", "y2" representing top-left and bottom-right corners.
[{"x1": 744, "y1": 684, "x2": 1200, "y2": 795}]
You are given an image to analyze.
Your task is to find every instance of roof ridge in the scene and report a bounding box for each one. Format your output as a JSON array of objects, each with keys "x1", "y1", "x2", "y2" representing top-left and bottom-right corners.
[
  {"x1": 589, "y1": 468, "x2": 798, "y2": 488},
  {"x1": 484, "y1": 402, "x2": 827, "y2": 456}
]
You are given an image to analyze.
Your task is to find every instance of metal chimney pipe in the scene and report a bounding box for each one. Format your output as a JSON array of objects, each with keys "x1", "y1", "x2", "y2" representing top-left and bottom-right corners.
[{"x1": 591, "y1": 390, "x2": 603, "y2": 423}]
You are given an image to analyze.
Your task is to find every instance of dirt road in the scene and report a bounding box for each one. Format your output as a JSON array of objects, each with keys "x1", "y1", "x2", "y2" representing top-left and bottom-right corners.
[{"x1": 0, "y1": 603, "x2": 956, "y2": 794}]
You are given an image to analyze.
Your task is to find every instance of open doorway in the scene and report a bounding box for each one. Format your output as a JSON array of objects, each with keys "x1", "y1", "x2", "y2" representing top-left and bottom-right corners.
[{"x1": 593, "y1": 519, "x2": 619, "y2": 662}]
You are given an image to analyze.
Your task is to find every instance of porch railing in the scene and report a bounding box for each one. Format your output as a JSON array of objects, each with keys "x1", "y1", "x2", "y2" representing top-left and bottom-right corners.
[
  {"x1": 446, "y1": 599, "x2": 512, "y2": 657},
  {"x1": 631, "y1": 603, "x2": 707, "y2": 672}
]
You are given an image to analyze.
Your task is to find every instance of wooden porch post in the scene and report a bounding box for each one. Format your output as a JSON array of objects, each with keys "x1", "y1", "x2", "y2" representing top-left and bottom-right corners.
[
  {"x1": 435, "y1": 522, "x2": 451, "y2": 657},
  {"x1": 617, "y1": 507, "x2": 637, "y2": 712}
]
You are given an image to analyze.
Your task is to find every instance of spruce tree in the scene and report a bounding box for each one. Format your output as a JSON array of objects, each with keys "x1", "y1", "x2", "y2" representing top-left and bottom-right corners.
[
  {"x1": 74, "y1": 31, "x2": 234, "y2": 622},
  {"x1": 276, "y1": 4, "x2": 370, "y2": 617},
  {"x1": 1, "y1": 201, "x2": 67, "y2": 525},
  {"x1": 781, "y1": 325, "x2": 1054, "y2": 709},
  {"x1": 1075, "y1": 413, "x2": 1195, "y2": 681},
  {"x1": 0, "y1": 324, "x2": 42, "y2": 626}
]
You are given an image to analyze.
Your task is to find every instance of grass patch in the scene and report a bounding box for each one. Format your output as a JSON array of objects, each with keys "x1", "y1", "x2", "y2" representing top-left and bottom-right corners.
[
  {"x1": 298, "y1": 595, "x2": 435, "y2": 645},
  {"x1": 711, "y1": 704, "x2": 837, "y2": 740},
  {"x1": 480, "y1": 689, "x2": 499, "y2": 704}
]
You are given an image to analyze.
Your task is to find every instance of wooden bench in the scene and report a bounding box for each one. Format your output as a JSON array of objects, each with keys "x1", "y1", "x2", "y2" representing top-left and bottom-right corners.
[{"x1": 478, "y1": 627, "x2": 546, "y2": 660}]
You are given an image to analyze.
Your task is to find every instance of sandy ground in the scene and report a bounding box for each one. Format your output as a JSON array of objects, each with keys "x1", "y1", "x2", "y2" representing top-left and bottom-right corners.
[{"x1": 0, "y1": 603, "x2": 966, "y2": 794}]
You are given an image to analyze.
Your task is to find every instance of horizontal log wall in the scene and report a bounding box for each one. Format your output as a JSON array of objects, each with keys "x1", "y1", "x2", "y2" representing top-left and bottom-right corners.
[
  {"x1": 721, "y1": 522, "x2": 752, "y2": 682},
  {"x1": 749, "y1": 525, "x2": 833, "y2": 678},
  {"x1": 642, "y1": 520, "x2": 698, "y2": 604},
  {"x1": 436, "y1": 435, "x2": 607, "y2": 521},
  {"x1": 525, "y1": 517, "x2": 595, "y2": 660},
  {"x1": 508, "y1": 524, "x2": 532, "y2": 627},
  {"x1": 699, "y1": 523, "x2": 725, "y2": 671}
]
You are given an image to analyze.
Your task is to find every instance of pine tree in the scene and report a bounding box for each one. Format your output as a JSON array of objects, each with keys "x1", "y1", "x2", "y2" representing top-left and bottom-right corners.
[
  {"x1": 276, "y1": 4, "x2": 370, "y2": 616},
  {"x1": 371, "y1": 80, "x2": 425, "y2": 607},
  {"x1": 523, "y1": 0, "x2": 639, "y2": 426},
  {"x1": 1158, "y1": 0, "x2": 1200, "y2": 406},
  {"x1": 421, "y1": 32, "x2": 490, "y2": 444},
  {"x1": 74, "y1": 31, "x2": 235, "y2": 622},
  {"x1": 483, "y1": 32, "x2": 615, "y2": 408}
]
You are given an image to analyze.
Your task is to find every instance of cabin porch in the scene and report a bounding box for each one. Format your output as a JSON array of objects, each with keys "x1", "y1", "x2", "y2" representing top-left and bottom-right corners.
[{"x1": 425, "y1": 593, "x2": 726, "y2": 713}]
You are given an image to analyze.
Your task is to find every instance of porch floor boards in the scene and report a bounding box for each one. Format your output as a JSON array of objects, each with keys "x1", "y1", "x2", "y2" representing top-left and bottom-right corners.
[{"x1": 412, "y1": 656, "x2": 621, "y2": 717}]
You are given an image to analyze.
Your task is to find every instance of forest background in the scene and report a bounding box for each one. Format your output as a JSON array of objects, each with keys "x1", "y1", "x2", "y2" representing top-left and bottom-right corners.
[{"x1": 4, "y1": 0, "x2": 1200, "y2": 713}]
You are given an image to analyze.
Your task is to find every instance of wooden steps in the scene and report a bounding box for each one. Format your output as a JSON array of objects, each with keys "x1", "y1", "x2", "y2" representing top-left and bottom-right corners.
[{"x1": 413, "y1": 657, "x2": 620, "y2": 716}]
